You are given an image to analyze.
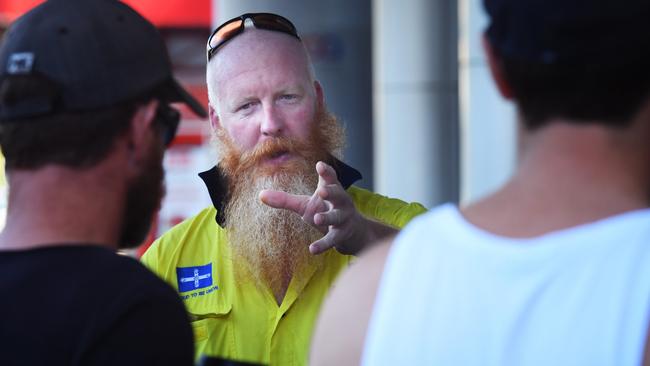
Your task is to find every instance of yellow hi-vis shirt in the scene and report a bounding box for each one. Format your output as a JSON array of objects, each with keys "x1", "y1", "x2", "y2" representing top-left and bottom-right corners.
[{"x1": 142, "y1": 185, "x2": 426, "y2": 366}]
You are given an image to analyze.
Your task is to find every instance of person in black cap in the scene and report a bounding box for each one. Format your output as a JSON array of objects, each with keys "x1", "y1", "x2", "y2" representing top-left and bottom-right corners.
[
  {"x1": 0, "y1": 0, "x2": 206, "y2": 364},
  {"x1": 311, "y1": 0, "x2": 650, "y2": 365}
]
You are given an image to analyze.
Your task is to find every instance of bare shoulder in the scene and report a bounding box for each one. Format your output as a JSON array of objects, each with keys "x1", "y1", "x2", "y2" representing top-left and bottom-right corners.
[{"x1": 310, "y1": 236, "x2": 395, "y2": 366}]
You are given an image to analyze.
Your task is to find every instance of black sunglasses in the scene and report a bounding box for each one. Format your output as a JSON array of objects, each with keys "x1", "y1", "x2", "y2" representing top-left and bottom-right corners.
[
  {"x1": 154, "y1": 103, "x2": 180, "y2": 146},
  {"x1": 206, "y1": 13, "x2": 300, "y2": 61}
]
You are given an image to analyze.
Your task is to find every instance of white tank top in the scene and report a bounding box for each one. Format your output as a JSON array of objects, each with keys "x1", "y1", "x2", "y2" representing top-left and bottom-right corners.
[{"x1": 362, "y1": 204, "x2": 650, "y2": 366}]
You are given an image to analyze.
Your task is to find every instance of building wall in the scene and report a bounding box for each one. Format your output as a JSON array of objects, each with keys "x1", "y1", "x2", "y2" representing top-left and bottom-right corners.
[
  {"x1": 459, "y1": 0, "x2": 516, "y2": 204},
  {"x1": 373, "y1": 0, "x2": 460, "y2": 207}
]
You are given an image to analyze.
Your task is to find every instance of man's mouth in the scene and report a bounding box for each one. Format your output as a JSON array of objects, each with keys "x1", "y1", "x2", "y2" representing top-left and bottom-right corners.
[{"x1": 264, "y1": 150, "x2": 292, "y2": 165}]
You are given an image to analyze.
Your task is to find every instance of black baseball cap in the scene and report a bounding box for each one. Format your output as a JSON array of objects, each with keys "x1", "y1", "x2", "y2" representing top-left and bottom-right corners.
[
  {"x1": 0, "y1": 0, "x2": 207, "y2": 121},
  {"x1": 484, "y1": 0, "x2": 650, "y2": 66}
]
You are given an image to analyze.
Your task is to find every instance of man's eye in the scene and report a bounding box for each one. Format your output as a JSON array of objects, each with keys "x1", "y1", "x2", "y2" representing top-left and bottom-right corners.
[
  {"x1": 238, "y1": 102, "x2": 254, "y2": 111},
  {"x1": 280, "y1": 94, "x2": 297, "y2": 101}
]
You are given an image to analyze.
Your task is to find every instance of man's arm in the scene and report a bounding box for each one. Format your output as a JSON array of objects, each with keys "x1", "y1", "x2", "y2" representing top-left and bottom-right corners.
[
  {"x1": 309, "y1": 236, "x2": 395, "y2": 366},
  {"x1": 260, "y1": 161, "x2": 400, "y2": 255}
]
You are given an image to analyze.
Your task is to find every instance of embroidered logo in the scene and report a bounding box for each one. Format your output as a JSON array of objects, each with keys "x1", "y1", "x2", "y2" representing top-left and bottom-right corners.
[
  {"x1": 7, "y1": 53, "x2": 34, "y2": 74},
  {"x1": 176, "y1": 263, "x2": 213, "y2": 292}
]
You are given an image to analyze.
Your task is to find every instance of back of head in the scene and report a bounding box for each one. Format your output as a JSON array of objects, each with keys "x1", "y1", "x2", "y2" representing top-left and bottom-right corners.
[
  {"x1": 0, "y1": 0, "x2": 206, "y2": 170},
  {"x1": 484, "y1": 0, "x2": 650, "y2": 130}
]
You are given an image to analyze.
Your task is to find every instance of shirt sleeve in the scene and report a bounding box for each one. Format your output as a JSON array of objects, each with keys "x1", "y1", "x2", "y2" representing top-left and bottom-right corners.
[
  {"x1": 140, "y1": 237, "x2": 161, "y2": 273},
  {"x1": 346, "y1": 186, "x2": 428, "y2": 228}
]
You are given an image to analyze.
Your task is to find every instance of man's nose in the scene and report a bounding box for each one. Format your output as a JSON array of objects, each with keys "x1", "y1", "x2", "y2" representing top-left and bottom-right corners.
[{"x1": 260, "y1": 105, "x2": 284, "y2": 137}]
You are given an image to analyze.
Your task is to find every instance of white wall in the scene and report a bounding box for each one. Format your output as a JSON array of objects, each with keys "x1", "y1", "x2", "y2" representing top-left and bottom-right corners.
[
  {"x1": 373, "y1": 0, "x2": 459, "y2": 208},
  {"x1": 459, "y1": 0, "x2": 516, "y2": 204}
]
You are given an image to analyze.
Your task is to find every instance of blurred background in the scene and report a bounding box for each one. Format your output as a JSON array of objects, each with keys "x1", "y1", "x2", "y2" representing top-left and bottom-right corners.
[{"x1": 0, "y1": 0, "x2": 515, "y2": 254}]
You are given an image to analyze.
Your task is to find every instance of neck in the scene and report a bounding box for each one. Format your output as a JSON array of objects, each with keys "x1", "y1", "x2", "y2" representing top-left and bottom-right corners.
[
  {"x1": 273, "y1": 269, "x2": 293, "y2": 305},
  {"x1": 0, "y1": 163, "x2": 127, "y2": 251},
  {"x1": 463, "y1": 119, "x2": 650, "y2": 238}
]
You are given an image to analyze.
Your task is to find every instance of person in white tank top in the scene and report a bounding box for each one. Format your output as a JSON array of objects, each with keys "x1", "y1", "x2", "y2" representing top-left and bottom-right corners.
[{"x1": 309, "y1": 0, "x2": 650, "y2": 365}]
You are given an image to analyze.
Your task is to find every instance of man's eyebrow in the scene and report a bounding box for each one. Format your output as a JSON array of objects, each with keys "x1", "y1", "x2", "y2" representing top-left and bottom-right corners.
[{"x1": 277, "y1": 85, "x2": 306, "y2": 95}]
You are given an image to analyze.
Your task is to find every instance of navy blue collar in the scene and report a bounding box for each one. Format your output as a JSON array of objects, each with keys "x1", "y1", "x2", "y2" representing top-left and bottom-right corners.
[{"x1": 198, "y1": 157, "x2": 362, "y2": 228}]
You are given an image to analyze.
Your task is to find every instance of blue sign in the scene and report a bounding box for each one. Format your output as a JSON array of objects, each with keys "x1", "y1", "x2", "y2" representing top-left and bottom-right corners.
[{"x1": 176, "y1": 263, "x2": 212, "y2": 293}]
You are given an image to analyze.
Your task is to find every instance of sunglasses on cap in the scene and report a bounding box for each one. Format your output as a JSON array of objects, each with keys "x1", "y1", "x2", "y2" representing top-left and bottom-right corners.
[{"x1": 207, "y1": 13, "x2": 300, "y2": 61}]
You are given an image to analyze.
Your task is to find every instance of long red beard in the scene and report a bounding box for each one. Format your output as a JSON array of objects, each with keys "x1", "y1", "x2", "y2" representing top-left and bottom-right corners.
[{"x1": 217, "y1": 108, "x2": 345, "y2": 296}]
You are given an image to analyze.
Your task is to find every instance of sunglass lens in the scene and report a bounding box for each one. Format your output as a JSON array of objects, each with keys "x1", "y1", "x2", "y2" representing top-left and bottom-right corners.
[
  {"x1": 208, "y1": 20, "x2": 243, "y2": 52},
  {"x1": 155, "y1": 104, "x2": 181, "y2": 146},
  {"x1": 253, "y1": 14, "x2": 296, "y2": 35}
]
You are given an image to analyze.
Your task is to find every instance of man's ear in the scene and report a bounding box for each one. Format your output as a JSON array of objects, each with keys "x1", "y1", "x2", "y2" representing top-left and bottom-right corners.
[
  {"x1": 209, "y1": 104, "x2": 221, "y2": 131},
  {"x1": 482, "y1": 34, "x2": 514, "y2": 100},
  {"x1": 314, "y1": 80, "x2": 324, "y2": 108},
  {"x1": 126, "y1": 99, "x2": 158, "y2": 164}
]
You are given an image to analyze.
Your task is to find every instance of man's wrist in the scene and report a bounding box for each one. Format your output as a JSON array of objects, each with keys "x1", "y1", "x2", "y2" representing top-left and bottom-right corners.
[{"x1": 351, "y1": 216, "x2": 397, "y2": 256}]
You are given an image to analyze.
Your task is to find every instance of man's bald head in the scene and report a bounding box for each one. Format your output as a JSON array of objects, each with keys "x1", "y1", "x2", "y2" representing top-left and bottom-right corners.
[{"x1": 206, "y1": 28, "x2": 316, "y2": 110}]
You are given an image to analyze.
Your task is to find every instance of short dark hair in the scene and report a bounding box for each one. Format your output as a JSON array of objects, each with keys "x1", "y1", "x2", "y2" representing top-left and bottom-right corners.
[
  {"x1": 500, "y1": 54, "x2": 650, "y2": 130},
  {"x1": 0, "y1": 75, "x2": 154, "y2": 170}
]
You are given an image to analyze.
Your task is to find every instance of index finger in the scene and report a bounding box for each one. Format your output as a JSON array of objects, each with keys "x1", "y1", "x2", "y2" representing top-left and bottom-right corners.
[{"x1": 259, "y1": 189, "x2": 308, "y2": 214}]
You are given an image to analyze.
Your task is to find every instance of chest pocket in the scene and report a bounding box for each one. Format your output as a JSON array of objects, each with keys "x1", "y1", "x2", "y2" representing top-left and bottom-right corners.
[{"x1": 189, "y1": 302, "x2": 236, "y2": 360}]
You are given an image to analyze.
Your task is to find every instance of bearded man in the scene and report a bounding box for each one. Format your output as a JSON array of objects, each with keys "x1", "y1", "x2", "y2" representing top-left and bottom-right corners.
[{"x1": 141, "y1": 13, "x2": 426, "y2": 366}]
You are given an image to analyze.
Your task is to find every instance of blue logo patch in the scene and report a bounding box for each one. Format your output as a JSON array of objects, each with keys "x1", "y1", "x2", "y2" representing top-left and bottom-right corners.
[{"x1": 176, "y1": 263, "x2": 213, "y2": 293}]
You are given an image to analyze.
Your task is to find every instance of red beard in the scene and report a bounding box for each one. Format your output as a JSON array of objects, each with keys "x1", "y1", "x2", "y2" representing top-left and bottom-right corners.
[{"x1": 215, "y1": 107, "x2": 345, "y2": 297}]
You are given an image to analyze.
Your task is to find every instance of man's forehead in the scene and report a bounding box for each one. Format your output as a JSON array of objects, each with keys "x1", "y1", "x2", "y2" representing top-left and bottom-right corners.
[
  {"x1": 210, "y1": 29, "x2": 313, "y2": 96},
  {"x1": 216, "y1": 67, "x2": 311, "y2": 109},
  {"x1": 214, "y1": 28, "x2": 307, "y2": 66}
]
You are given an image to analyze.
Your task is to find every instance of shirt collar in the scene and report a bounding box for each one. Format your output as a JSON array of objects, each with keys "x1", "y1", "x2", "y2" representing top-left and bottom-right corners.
[{"x1": 198, "y1": 157, "x2": 362, "y2": 228}]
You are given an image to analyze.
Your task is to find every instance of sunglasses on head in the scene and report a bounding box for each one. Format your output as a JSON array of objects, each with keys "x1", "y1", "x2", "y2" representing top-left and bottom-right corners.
[{"x1": 206, "y1": 13, "x2": 300, "y2": 61}]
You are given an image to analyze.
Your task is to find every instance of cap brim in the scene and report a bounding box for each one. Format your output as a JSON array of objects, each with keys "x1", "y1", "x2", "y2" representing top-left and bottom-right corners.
[{"x1": 166, "y1": 78, "x2": 208, "y2": 118}]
